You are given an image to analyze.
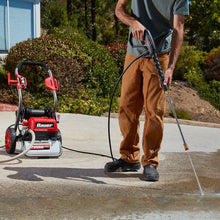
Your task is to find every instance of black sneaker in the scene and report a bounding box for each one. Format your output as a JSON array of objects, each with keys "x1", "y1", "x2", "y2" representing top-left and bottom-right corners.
[
  {"x1": 143, "y1": 164, "x2": 159, "y2": 181},
  {"x1": 104, "y1": 159, "x2": 141, "y2": 172}
]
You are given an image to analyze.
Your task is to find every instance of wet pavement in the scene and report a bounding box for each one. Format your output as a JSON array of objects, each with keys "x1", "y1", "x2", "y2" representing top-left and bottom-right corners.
[{"x1": 0, "y1": 112, "x2": 219, "y2": 219}]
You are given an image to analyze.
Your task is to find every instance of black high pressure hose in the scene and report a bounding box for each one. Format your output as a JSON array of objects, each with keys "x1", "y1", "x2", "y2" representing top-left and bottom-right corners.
[{"x1": 108, "y1": 50, "x2": 149, "y2": 161}]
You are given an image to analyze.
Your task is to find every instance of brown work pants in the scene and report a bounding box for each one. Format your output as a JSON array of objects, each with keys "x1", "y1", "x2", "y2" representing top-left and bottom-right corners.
[{"x1": 119, "y1": 52, "x2": 169, "y2": 167}]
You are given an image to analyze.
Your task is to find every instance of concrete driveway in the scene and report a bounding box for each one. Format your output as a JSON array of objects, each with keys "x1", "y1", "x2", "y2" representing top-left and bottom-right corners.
[{"x1": 0, "y1": 112, "x2": 219, "y2": 219}]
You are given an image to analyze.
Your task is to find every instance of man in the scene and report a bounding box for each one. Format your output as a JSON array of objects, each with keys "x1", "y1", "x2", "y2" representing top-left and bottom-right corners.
[{"x1": 104, "y1": 0, "x2": 189, "y2": 181}]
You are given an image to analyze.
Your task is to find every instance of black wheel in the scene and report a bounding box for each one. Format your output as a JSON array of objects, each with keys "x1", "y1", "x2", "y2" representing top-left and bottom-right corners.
[{"x1": 5, "y1": 127, "x2": 16, "y2": 154}]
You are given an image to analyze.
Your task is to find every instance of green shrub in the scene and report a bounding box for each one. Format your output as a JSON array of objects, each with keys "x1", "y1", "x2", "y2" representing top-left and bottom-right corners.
[
  {"x1": 5, "y1": 34, "x2": 86, "y2": 95},
  {"x1": 204, "y1": 46, "x2": 220, "y2": 81},
  {"x1": 0, "y1": 88, "x2": 35, "y2": 107},
  {"x1": 181, "y1": 46, "x2": 220, "y2": 111},
  {"x1": 0, "y1": 67, "x2": 7, "y2": 89},
  {"x1": 51, "y1": 28, "x2": 120, "y2": 97},
  {"x1": 169, "y1": 108, "x2": 192, "y2": 120},
  {"x1": 58, "y1": 91, "x2": 119, "y2": 115},
  {"x1": 184, "y1": 68, "x2": 220, "y2": 111},
  {"x1": 103, "y1": 43, "x2": 127, "y2": 73},
  {"x1": 3, "y1": 28, "x2": 120, "y2": 115},
  {"x1": 184, "y1": 69, "x2": 204, "y2": 88},
  {"x1": 174, "y1": 46, "x2": 207, "y2": 80},
  {"x1": 102, "y1": 29, "x2": 116, "y2": 45},
  {"x1": 198, "y1": 80, "x2": 220, "y2": 110}
]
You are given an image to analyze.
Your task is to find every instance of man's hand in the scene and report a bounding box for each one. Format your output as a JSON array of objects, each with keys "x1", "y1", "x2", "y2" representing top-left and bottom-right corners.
[
  {"x1": 163, "y1": 67, "x2": 174, "y2": 88},
  {"x1": 130, "y1": 21, "x2": 146, "y2": 41}
]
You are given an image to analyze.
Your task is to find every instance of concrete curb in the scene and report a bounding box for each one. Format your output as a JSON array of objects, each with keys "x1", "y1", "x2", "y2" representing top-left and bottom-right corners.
[{"x1": 103, "y1": 112, "x2": 220, "y2": 128}]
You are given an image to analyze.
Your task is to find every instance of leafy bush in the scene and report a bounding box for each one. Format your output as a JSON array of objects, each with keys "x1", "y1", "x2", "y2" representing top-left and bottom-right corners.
[
  {"x1": 0, "y1": 67, "x2": 7, "y2": 89},
  {"x1": 102, "y1": 29, "x2": 116, "y2": 45},
  {"x1": 174, "y1": 46, "x2": 207, "y2": 80},
  {"x1": 5, "y1": 34, "x2": 86, "y2": 94},
  {"x1": 204, "y1": 46, "x2": 220, "y2": 81},
  {"x1": 0, "y1": 88, "x2": 35, "y2": 107},
  {"x1": 51, "y1": 28, "x2": 120, "y2": 97},
  {"x1": 181, "y1": 46, "x2": 220, "y2": 111},
  {"x1": 3, "y1": 28, "x2": 120, "y2": 115},
  {"x1": 103, "y1": 43, "x2": 127, "y2": 73},
  {"x1": 185, "y1": 0, "x2": 220, "y2": 52},
  {"x1": 169, "y1": 109, "x2": 192, "y2": 120},
  {"x1": 58, "y1": 91, "x2": 119, "y2": 115},
  {"x1": 184, "y1": 68, "x2": 220, "y2": 111},
  {"x1": 197, "y1": 80, "x2": 220, "y2": 110}
]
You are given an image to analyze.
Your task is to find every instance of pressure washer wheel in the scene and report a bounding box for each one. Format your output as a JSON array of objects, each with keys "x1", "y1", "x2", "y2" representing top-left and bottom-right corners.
[{"x1": 5, "y1": 127, "x2": 16, "y2": 154}]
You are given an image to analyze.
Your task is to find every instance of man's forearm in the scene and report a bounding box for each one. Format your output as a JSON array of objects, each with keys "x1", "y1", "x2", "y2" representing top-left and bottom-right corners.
[
  {"x1": 163, "y1": 14, "x2": 185, "y2": 87},
  {"x1": 115, "y1": 0, "x2": 135, "y2": 27},
  {"x1": 168, "y1": 15, "x2": 185, "y2": 71},
  {"x1": 115, "y1": 0, "x2": 146, "y2": 40},
  {"x1": 168, "y1": 29, "x2": 184, "y2": 71}
]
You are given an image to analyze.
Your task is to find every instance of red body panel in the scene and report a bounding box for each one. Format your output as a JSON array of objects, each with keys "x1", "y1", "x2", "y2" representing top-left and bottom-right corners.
[{"x1": 28, "y1": 117, "x2": 58, "y2": 132}]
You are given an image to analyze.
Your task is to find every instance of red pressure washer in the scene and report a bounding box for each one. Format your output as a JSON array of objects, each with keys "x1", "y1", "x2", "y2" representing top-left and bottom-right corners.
[{"x1": 5, "y1": 61, "x2": 62, "y2": 158}]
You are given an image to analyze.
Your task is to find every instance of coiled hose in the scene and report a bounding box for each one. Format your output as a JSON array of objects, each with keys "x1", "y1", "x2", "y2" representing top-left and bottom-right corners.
[{"x1": 0, "y1": 129, "x2": 35, "y2": 163}]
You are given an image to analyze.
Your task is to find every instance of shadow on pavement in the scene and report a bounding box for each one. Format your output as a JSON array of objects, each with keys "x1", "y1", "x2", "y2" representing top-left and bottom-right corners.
[{"x1": 4, "y1": 167, "x2": 107, "y2": 184}]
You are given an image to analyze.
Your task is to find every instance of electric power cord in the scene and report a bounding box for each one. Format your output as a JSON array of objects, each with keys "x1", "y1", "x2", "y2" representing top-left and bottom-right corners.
[{"x1": 62, "y1": 146, "x2": 115, "y2": 160}]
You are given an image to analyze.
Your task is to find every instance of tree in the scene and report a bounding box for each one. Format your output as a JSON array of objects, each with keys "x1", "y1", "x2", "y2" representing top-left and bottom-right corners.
[
  {"x1": 67, "y1": 0, "x2": 72, "y2": 19},
  {"x1": 84, "y1": 0, "x2": 90, "y2": 38},
  {"x1": 41, "y1": 0, "x2": 129, "y2": 44},
  {"x1": 186, "y1": 0, "x2": 220, "y2": 52},
  {"x1": 91, "y1": 0, "x2": 97, "y2": 41},
  {"x1": 41, "y1": 0, "x2": 68, "y2": 31}
]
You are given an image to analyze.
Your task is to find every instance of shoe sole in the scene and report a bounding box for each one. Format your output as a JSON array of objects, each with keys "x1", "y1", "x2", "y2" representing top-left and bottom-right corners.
[
  {"x1": 116, "y1": 167, "x2": 140, "y2": 172},
  {"x1": 120, "y1": 163, "x2": 141, "y2": 172},
  {"x1": 142, "y1": 174, "x2": 159, "y2": 181},
  {"x1": 105, "y1": 163, "x2": 141, "y2": 172}
]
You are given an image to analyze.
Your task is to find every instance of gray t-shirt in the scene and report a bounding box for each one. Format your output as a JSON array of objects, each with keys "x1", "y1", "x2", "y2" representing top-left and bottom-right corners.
[{"x1": 127, "y1": 0, "x2": 189, "y2": 56}]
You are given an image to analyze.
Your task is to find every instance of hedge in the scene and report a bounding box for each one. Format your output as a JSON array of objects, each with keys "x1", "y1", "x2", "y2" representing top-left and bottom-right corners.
[{"x1": 2, "y1": 28, "x2": 120, "y2": 115}]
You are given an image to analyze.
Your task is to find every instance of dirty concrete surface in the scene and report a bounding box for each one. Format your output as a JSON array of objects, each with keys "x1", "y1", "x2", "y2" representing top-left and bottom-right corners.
[{"x1": 0, "y1": 112, "x2": 219, "y2": 219}]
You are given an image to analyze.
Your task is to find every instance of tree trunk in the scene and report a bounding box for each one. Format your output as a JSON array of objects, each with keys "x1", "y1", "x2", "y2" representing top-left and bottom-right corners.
[
  {"x1": 91, "y1": 0, "x2": 96, "y2": 41},
  {"x1": 114, "y1": 0, "x2": 119, "y2": 36},
  {"x1": 114, "y1": 13, "x2": 119, "y2": 36},
  {"x1": 67, "y1": 0, "x2": 72, "y2": 19},
  {"x1": 84, "y1": 0, "x2": 90, "y2": 38}
]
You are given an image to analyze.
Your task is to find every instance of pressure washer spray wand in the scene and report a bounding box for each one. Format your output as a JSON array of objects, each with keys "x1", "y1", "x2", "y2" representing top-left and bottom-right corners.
[
  {"x1": 143, "y1": 29, "x2": 204, "y2": 196},
  {"x1": 146, "y1": 30, "x2": 189, "y2": 150}
]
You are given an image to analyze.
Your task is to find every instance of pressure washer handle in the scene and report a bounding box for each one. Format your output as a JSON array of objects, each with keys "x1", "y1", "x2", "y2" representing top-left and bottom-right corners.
[
  {"x1": 129, "y1": 32, "x2": 146, "y2": 48},
  {"x1": 8, "y1": 72, "x2": 18, "y2": 85},
  {"x1": 129, "y1": 29, "x2": 156, "y2": 54},
  {"x1": 16, "y1": 61, "x2": 50, "y2": 71},
  {"x1": 8, "y1": 72, "x2": 27, "y2": 89}
]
